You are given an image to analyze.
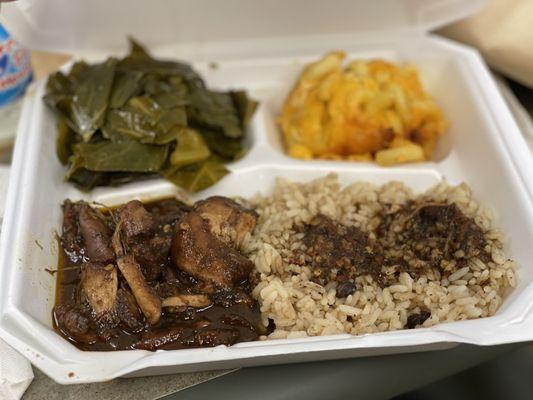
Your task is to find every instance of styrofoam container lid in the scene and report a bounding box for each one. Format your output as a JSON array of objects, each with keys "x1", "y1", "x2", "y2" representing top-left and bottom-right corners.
[{"x1": 1, "y1": 0, "x2": 485, "y2": 54}]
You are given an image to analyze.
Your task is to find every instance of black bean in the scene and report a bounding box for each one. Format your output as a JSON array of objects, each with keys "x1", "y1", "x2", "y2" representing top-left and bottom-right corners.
[
  {"x1": 406, "y1": 310, "x2": 431, "y2": 329},
  {"x1": 336, "y1": 280, "x2": 357, "y2": 298}
]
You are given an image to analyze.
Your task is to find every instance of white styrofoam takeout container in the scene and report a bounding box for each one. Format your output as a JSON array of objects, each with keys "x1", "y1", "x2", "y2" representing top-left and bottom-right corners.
[{"x1": 1, "y1": 0, "x2": 533, "y2": 385}]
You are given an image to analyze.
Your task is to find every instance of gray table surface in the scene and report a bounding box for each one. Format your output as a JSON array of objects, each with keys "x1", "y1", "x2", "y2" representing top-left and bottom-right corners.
[
  {"x1": 23, "y1": 368, "x2": 232, "y2": 400},
  {"x1": 23, "y1": 343, "x2": 520, "y2": 400},
  {"x1": 159, "y1": 343, "x2": 520, "y2": 400}
]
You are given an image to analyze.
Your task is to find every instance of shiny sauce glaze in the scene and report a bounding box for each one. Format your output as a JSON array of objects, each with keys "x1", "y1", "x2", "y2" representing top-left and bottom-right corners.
[{"x1": 53, "y1": 198, "x2": 267, "y2": 351}]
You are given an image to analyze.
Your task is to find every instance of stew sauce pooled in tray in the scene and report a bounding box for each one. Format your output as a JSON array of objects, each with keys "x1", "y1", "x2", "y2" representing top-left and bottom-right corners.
[{"x1": 53, "y1": 196, "x2": 268, "y2": 351}]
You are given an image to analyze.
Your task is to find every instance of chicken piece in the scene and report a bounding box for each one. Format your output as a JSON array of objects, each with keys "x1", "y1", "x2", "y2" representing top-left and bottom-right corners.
[
  {"x1": 129, "y1": 235, "x2": 172, "y2": 282},
  {"x1": 80, "y1": 262, "x2": 118, "y2": 318},
  {"x1": 115, "y1": 253, "x2": 162, "y2": 325},
  {"x1": 78, "y1": 251, "x2": 144, "y2": 335},
  {"x1": 117, "y1": 200, "x2": 170, "y2": 281},
  {"x1": 117, "y1": 200, "x2": 155, "y2": 238},
  {"x1": 147, "y1": 198, "x2": 192, "y2": 227},
  {"x1": 61, "y1": 200, "x2": 84, "y2": 261},
  {"x1": 171, "y1": 212, "x2": 254, "y2": 288},
  {"x1": 53, "y1": 304, "x2": 96, "y2": 345},
  {"x1": 77, "y1": 204, "x2": 114, "y2": 263},
  {"x1": 162, "y1": 294, "x2": 212, "y2": 309},
  {"x1": 194, "y1": 197, "x2": 258, "y2": 247},
  {"x1": 116, "y1": 288, "x2": 144, "y2": 332},
  {"x1": 112, "y1": 222, "x2": 162, "y2": 325}
]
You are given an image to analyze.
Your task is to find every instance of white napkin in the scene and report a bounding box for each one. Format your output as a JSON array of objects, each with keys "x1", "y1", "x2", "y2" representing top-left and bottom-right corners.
[
  {"x1": 0, "y1": 165, "x2": 33, "y2": 399},
  {"x1": 0, "y1": 339, "x2": 34, "y2": 400}
]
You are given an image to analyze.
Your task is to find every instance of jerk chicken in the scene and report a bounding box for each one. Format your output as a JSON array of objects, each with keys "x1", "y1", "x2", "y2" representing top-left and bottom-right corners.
[
  {"x1": 171, "y1": 197, "x2": 257, "y2": 288},
  {"x1": 53, "y1": 196, "x2": 266, "y2": 351}
]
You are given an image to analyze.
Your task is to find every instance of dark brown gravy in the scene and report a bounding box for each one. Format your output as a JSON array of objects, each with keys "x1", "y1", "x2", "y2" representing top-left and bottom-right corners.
[{"x1": 53, "y1": 198, "x2": 267, "y2": 351}]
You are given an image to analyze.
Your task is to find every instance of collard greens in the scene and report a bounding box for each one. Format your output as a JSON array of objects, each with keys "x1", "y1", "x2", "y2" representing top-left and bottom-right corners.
[{"x1": 45, "y1": 39, "x2": 257, "y2": 192}]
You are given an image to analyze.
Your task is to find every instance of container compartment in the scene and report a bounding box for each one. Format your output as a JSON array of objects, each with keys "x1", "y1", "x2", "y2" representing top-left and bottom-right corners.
[{"x1": 1, "y1": 34, "x2": 533, "y2": 384}]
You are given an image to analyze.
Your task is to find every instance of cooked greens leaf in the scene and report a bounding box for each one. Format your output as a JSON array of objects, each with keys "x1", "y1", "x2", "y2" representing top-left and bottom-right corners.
[
  {"x1": 163, "y1": 157, "x2": 229, "y2": 192},
  {"x1": 127, "y1": 96, "x2": 163, "y2": 124},
  {"x1": 200, "y1": 128, "x2": 244, "y2": 159},
  {"x1": 71, "y1": 58, "x2": 117, "y2": 141},
  {"x1": 109, "y1": 70, "x2": 144, "y2": 109},
  {"x1": 128, "y1": 37, "x2": 151, "y2": 59},
  {"x1": 68, "y1": 61, "x2": 91, "y2": 85},
  {"x1": 170, "y1": 129, "x2": 211, "y2": 167},
  {"x1": 66, "y1": 157, "x2": 105, "y2": 190},
  {"x1": 153, "y1": 90, "x2": 188, "y2": 108},
  {"x1": 67, "y1": 160, "x2": 154, "y2": 191},
  {"x1": 232, "y1": 90, "x2": 258, "y2": 126},
  {"x1": 142, "y1": 74, "x2": 172, "y2": 95},
  {"x1": 43, "y1": 38, "x2": 256, "y2": 193},
  {"x1": 56, "y1": 119, "x2": 77, "y2": 165},
  {"x1": 75, "y1": 139, "x2": 168, "y2": 172},
  {"x1": 43, "y1": 71, "x2": 80, "y2": 134},
  {"x1": 188, "y1": 86, "x2": 243, "y2": 138},
  {"x1": 156, "y1": 107, "x2": 187, "y2": 133},
  {"x1": 65, "y1": 151, "x2": 91, "y2": 181},
  {"x1": 119, "y1": 56, "x2": 202, "y2": 84},
  {"x1": 103, "y1": 100, "x2": 184, "y2": 144},
  {"x1": 154, "y1": 126, "x2": 182, "y2": 145},
  {"x1": 43, "y1": 72, "x2": 73, "y2": 109},
  {"x1": 103, "y1": 109, "x2": 157, "y2": 143}
]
